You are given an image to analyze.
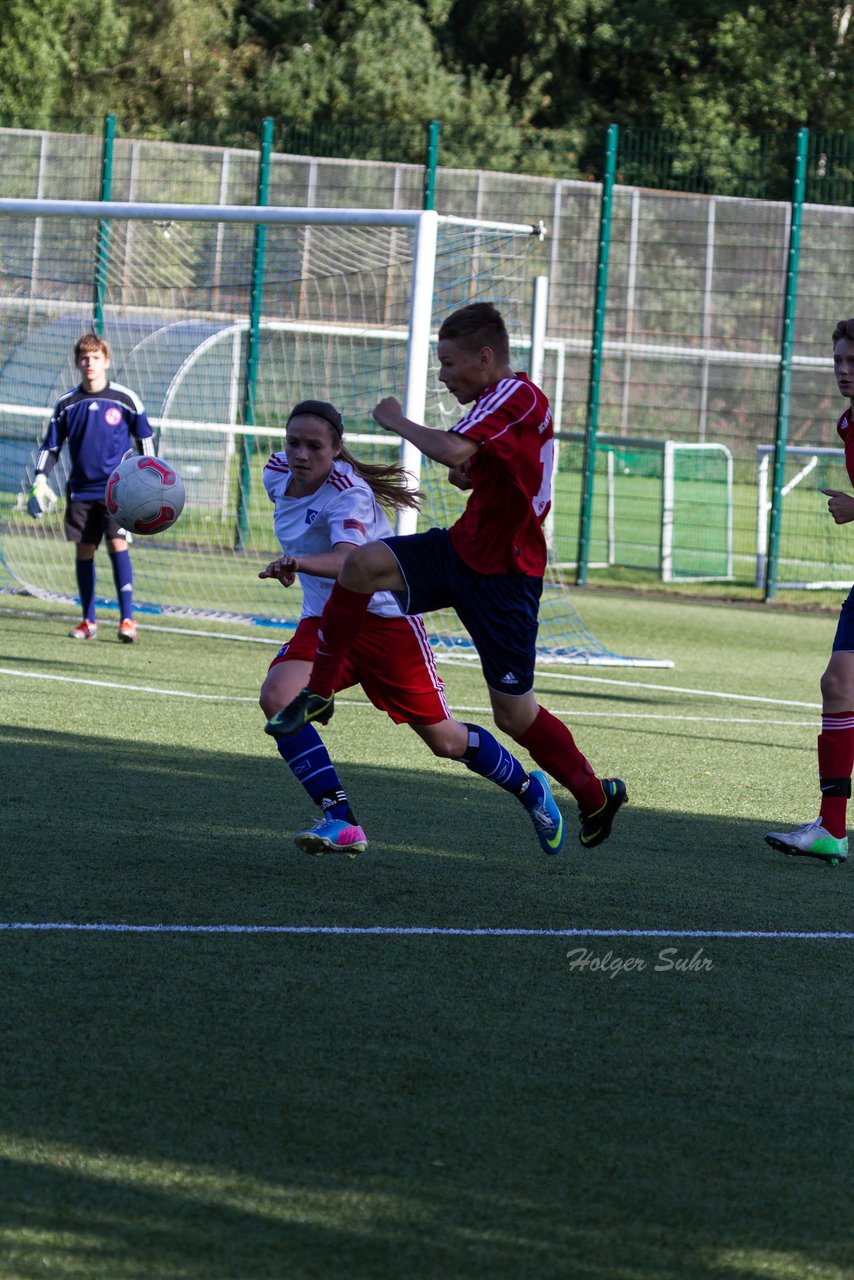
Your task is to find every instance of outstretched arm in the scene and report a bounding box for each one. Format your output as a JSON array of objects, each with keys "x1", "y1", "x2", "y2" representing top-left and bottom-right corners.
[
  {"x1": 259, "y1": 542, "x2": 357, "y2": 586},
  {"x1": 373, "y1": 397, "x2": 477, "y2": 468}
]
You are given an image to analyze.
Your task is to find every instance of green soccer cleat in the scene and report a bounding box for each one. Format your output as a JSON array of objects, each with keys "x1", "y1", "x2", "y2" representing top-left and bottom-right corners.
[
  {"x1": 579, "y1": 777, "x2": 628, "y2": 848},
  {"x1": 764, "y1": 820, "x2": 848, "y2": 866},
  {"x1": 265, "y1": 687, "x2": 335, "y2": 738},
  {"x1": 527, "y1": 770, "x2": 565, "y2": 855}
]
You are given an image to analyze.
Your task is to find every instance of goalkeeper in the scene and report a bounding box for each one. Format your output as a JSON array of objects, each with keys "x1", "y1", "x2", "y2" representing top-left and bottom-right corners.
[{"x1": 26, "y1": 332, "x2": 155, "y2": 643}]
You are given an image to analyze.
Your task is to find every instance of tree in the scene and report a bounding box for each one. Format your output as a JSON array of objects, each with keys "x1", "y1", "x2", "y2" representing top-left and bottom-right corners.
[
  {"x1": 0, "y1": 0, "x2": 127, "y2": 125},
  {"x1": 113, "y1": 0, "x2": 243, "y2": 135},
  {"x1": 228, "y1": 0, "x2": 520, "y2": 163}
]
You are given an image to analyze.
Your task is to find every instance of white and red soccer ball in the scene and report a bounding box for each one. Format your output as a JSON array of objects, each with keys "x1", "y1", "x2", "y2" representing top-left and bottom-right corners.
[{"x1": 105, "y1": 455, "x2": 186, "y2": 535}]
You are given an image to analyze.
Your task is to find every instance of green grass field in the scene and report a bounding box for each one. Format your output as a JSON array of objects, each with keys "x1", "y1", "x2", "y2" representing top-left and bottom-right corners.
[{"x1": 1, "y1": 592, "x2": 852, "y2": 1279}]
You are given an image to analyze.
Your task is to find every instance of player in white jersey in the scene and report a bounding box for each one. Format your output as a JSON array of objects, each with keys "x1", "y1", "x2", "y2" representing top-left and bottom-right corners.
[
  {"x1": 263, "y1": 444, "x2": 403, "y2": 622},
  {"x1": 258, "y1": 399, "x2": 566, "y2": 858}
]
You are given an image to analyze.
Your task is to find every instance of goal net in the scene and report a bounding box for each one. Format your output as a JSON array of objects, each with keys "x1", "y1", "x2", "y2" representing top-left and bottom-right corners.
[
  {"x1": 756, "y1": 444, "x2": 854, "y2": 589},
  {"x1": 0, "y1": 196, "x2": 670, "y2": 666}
]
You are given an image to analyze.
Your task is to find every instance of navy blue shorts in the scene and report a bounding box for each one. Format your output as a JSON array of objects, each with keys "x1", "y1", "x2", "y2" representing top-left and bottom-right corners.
[
  {"x1": 832, "y1": 587, "x2": 854, "y2": 651},
  {"x1": 381, "y1": 527, "x2": 543, "y2": 695}
]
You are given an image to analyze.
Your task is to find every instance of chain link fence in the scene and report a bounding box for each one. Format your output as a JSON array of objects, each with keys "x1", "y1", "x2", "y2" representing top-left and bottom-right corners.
[{"x1": 1, "y1": 120, "x2": 853, "y2": 596}]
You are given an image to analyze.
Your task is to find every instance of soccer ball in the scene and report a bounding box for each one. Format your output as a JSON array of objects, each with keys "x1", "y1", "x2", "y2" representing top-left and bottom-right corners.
[{"x1": 105, "y1": 455, "x2": 186, "y2": 535}]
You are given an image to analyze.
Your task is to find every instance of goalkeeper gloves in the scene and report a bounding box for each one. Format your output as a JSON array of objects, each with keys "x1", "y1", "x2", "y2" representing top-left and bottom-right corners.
[{"x1": 26, "y1": 473, "x2": 57, "y2": 518}]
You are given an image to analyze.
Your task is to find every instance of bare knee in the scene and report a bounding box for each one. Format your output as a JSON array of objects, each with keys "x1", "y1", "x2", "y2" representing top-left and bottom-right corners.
[
  {"x1": 492, "y1": 702, "x2": 538, "y2": 739},
  {"x1": 412, "y1": 719, "x2": 469, "y2": 759},
  {"x1": 821, "y1": 660, "x2": 854, "y2": 710},
  {"x1": 339, "y1": 542, "x2": 402, "y2": 593},
  {"x1": 338, "y1": 544, "x2": 375, "y2": 591},
  {"x1": 260, "y1": 664, "x2": 308, "y2": 719},
  {"x1": 491, "y1": 705, "x2": 518, "y2": 737}
]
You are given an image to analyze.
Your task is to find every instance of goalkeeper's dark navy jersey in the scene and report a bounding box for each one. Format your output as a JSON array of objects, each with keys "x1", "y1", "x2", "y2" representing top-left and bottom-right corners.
[{"x1": 37, "y1": 382, "x2": 155, "y2": 501}]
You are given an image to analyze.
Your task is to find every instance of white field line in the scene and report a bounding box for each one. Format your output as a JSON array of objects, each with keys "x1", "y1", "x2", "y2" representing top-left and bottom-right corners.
[
  {"x1": 0, "y1": 608, "x2": 822, "y2": 709},
  {"x1": 0, "y1": 923, "x2": 851, "y2": 940},
  {"x1": 0, "y1": 665, "x2": 818, "y2": 725},
  {"x1": 0, "y1": 667, "x2": 258, "y2": 702}
]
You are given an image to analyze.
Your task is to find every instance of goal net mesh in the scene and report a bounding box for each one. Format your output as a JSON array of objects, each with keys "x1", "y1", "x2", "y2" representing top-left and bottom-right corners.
[{"x1": 0, "y1": 204, "x2": 669, "y2": 666}]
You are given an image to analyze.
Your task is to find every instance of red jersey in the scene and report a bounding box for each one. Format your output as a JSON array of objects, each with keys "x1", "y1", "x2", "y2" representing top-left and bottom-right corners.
[
  {"x1": 838, "y1": 407, "x2": 854, "y2": 485},
  {"x1": 447, "y1": 373, "x2": 553, "y2": 576}
]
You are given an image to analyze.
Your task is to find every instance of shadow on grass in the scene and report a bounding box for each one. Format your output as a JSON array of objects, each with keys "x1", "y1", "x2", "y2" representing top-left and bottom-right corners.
[
  {"x1": 1, "y1": 728, "x2": 853, "y2": 1278},
  {"x1": 1, "y1": 722, "x2": 843, "y2": 933},
  {"x1": 0, "y1": 928, "x2": 851, "y2": 1280}
]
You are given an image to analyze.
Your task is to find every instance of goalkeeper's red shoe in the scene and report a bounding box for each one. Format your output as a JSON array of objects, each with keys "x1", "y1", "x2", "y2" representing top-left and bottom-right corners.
[
  {"x1": 118, "y1": 619, "x2": 138, "y2": 644},
  {"x1": 69, "y1": 619, "x2": 97, "y2": 640}
]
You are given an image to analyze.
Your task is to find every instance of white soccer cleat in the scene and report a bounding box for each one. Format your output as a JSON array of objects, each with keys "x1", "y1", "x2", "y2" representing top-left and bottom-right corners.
[{"x1": 764, "y1": 819, "x2": 848, "y2": 866}]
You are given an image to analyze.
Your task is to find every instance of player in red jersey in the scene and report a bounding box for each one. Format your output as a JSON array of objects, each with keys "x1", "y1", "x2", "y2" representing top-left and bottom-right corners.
[
  {"x1": 266, "y1": 305, "x2": 627, "y2": 849},
  {"x1": 260, "y1": 398, "x2": 566, "y2": 858},
  {"x1": 766, "y1": 317, "x2": 854, "y2": 866}
]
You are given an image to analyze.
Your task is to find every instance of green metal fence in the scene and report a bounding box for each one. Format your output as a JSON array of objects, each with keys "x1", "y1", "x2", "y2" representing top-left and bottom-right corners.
[{"x1": 2, "y1": 116, "x2": 854, "y2": 599}]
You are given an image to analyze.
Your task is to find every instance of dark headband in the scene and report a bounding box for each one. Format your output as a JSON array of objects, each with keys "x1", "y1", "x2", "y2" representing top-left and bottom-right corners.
[{"x1": 287, "y1": 399, "x2": 344, "y2": 439}]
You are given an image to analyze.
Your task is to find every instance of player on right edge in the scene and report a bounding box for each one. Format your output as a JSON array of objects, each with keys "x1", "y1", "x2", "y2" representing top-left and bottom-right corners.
[
  {"x1": 266, "y1": 302, "x2": 627, "y2": 849},
  {"x1": 765, "y1": 317, "x2": 854, "y2": 866}
]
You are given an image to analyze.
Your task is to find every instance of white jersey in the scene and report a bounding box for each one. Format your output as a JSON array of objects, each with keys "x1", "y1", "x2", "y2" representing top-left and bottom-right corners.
[{"x1": 263, "y1": 452, "x2": 403, "y2": 619}]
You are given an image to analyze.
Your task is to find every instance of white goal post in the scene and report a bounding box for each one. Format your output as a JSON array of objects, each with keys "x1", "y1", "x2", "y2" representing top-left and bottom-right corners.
[
  {"x1": 0, "y1": 198, "x2": 541, "y2": 538},
  {"x1": 0, "y1": 195, "x2": 673, "y2": 666}
]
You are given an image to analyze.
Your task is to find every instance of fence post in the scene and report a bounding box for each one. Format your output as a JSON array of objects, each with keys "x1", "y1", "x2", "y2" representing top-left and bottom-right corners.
[
  {"x1": 576, "y1": 123, "x2": 618, "y2": 585},
  {"x1": 764, "y1": 127, "x2": 808, "y2": 602},
  {"x1": 423, "y1": 120, "x2": 440, "y2": 211},
  {"x1": 234, "y1": 116, "x2": 273, "y2": 552},
  {"x1": 92, "y1": 113, "x2": 116, "y2": 335}
]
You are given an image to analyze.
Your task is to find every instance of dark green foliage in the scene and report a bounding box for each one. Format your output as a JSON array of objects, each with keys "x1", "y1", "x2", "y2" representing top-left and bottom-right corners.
[{"x1": 0, "y1": 1, "x2": 852, "y2": 185}]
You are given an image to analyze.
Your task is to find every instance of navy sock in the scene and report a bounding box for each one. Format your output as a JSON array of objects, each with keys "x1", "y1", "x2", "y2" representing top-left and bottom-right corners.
[
  {"x1": 460, "y1": 723, "x2": 541, "y2": 810},
  {"x1": 109, "y1": 549, "x2": 134, "y2": 621},
  {"x1": 75, "y1": 558, "x2": 96, "y2": 622},
  {"x1": 275, "y1": 723, "x2": 356, "y2": 823}
]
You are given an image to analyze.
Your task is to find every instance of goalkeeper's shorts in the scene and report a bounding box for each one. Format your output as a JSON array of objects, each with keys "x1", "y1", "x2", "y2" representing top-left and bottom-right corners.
[{"x1": 65, "y1": 499, "x2": 126, "y2": 546}]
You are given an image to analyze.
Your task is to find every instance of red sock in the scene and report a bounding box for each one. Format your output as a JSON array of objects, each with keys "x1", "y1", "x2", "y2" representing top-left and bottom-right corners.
[
  {"x1": 818, "y1": 712, "x2": 854, "y2": 838},
  {"x1": 307, "y1": 583, "x2": 371, "y2": 698},
  {"x1": 516, "y1": 705, "x2": 605, "y2": 812}
]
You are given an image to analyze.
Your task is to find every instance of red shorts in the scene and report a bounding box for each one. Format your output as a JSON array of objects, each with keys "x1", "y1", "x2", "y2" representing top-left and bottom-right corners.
[{"x1": 268, "y1": 613, "x2": 451, "y2": 726}]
